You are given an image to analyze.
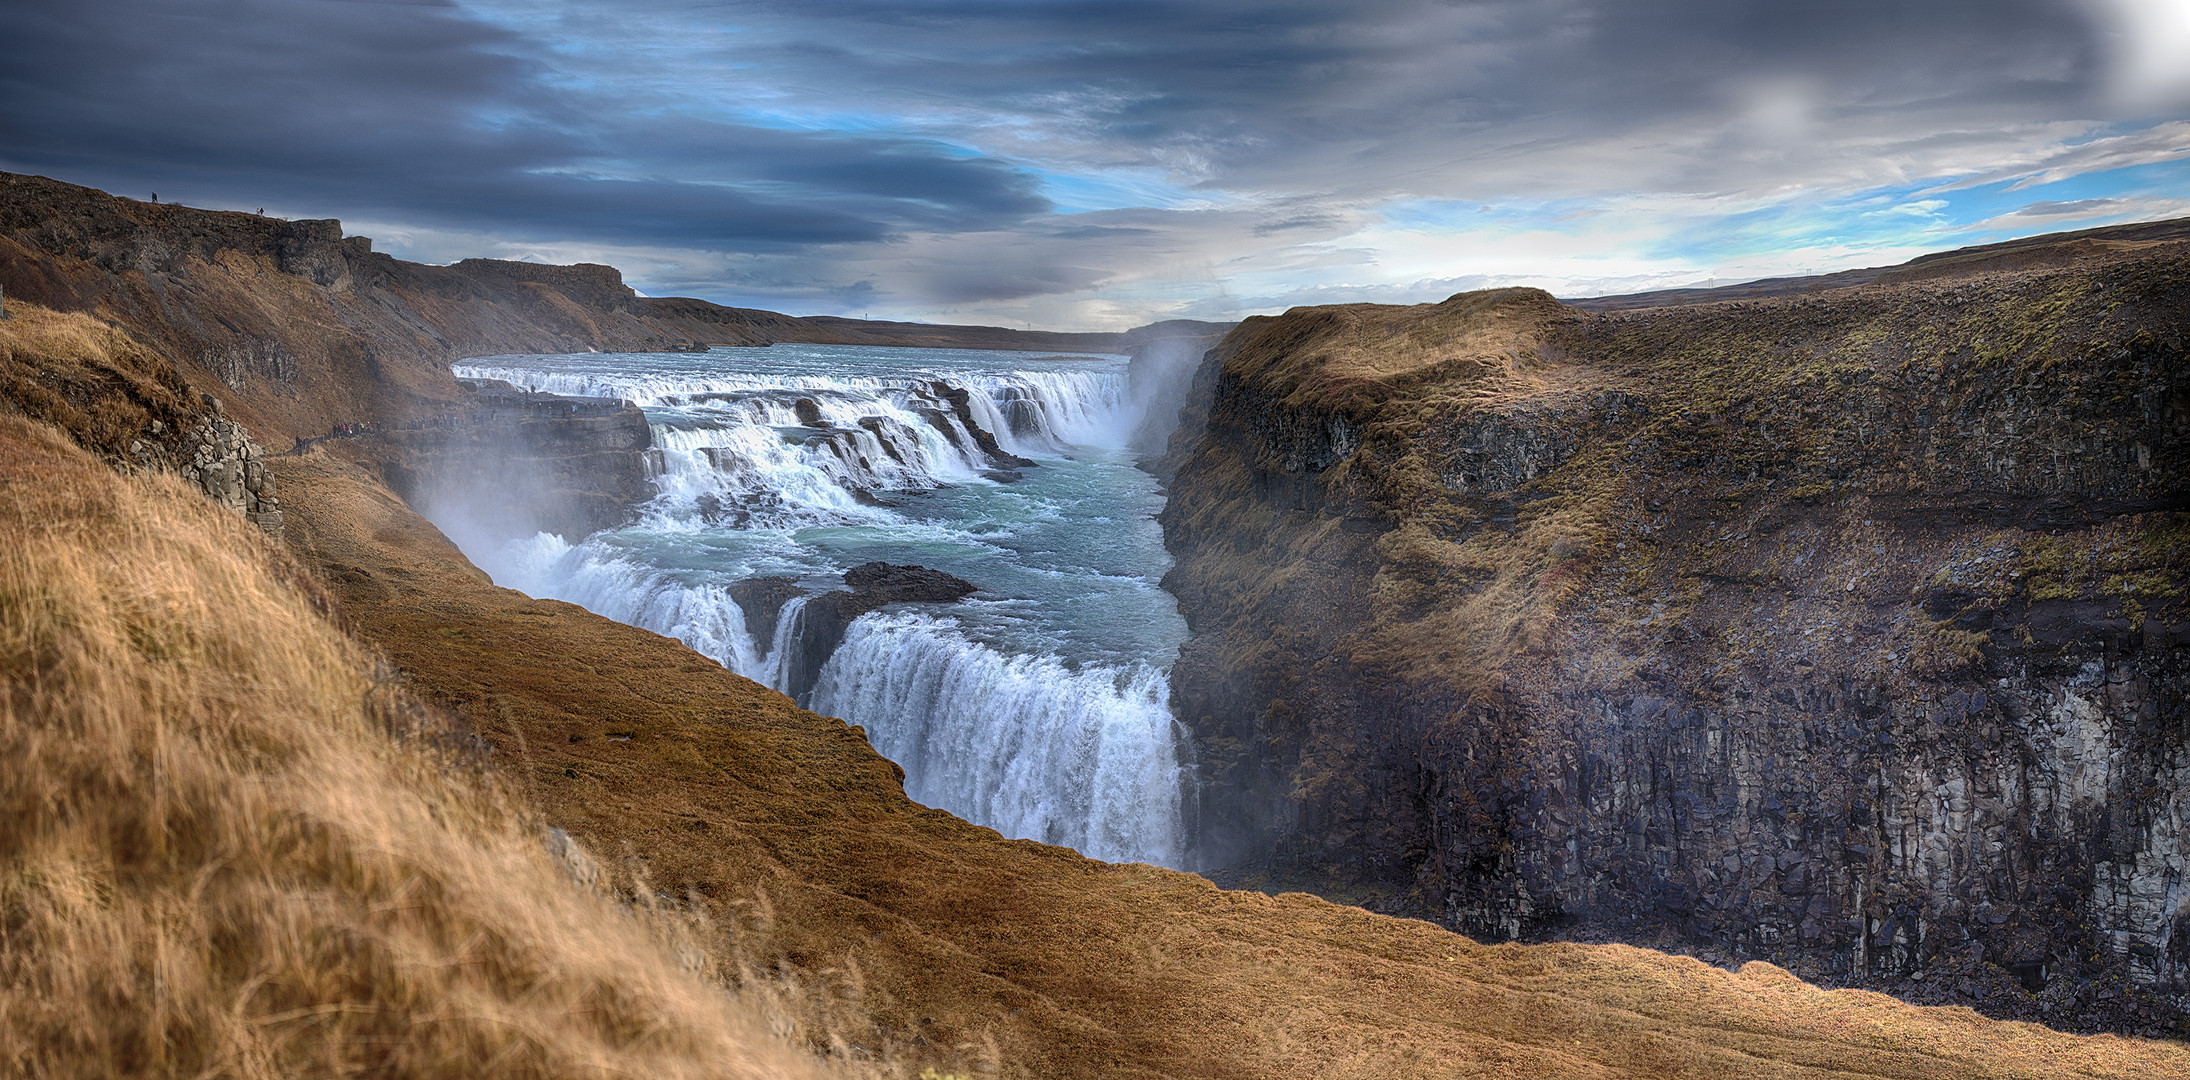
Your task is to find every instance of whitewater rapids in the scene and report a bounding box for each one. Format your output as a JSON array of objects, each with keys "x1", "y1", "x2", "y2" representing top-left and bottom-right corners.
[{"x1": 450, "y1": 344, "x2": 1193, "y2": 867}]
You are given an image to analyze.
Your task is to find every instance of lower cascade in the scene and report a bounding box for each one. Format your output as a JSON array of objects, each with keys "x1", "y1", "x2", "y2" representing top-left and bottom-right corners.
[
  {"x1": 450, "y1": 344, "x2": 1193, "y2": 868},
  {"x1": 812, "y1": 613, "x2": 1182, "y2": 865}
]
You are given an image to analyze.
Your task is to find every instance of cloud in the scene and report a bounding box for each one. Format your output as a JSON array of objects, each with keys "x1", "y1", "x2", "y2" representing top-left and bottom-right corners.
[
  {"x1": 2004, "y1": 197, "x2": 2131, "y2": 218},
  {"x1": 2, "y1": 0, "x2": 2183, "y2": 328},
  {"x1": 2086, "y1": 0, "x2": 2190, "y2": 108},
  {"x1": 0, "y1": 0, "x2": 1048, "y2": 249}
]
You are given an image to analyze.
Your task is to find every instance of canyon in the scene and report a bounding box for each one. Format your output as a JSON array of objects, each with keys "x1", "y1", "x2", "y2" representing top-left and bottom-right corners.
[
  {"x1": 1157, "y1": 240, "x2": 2190, "y2": 1034},
  {"x1": 5, "y1": 168, "x2": 2188, "y2": 1075}
]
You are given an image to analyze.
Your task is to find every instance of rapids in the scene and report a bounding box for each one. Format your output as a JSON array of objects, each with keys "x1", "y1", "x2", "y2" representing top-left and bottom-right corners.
[{"x1": 450, "y1": 344, "x2": 1193, "y2": 867}]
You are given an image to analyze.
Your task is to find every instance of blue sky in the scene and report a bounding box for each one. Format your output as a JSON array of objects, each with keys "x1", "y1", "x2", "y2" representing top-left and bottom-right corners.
[{"x1": 4, "y1": 0, "x2": 2187, "y2": 330}]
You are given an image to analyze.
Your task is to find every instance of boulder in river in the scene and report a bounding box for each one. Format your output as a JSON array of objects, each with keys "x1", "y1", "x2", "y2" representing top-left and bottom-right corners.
[{"x1": 763, "y1": 562, "x2": 979, "y2": 703}]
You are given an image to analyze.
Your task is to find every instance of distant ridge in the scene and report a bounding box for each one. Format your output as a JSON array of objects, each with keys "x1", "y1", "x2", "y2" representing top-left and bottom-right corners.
[
  {"x1": 1563, "y1": 215, "x2": 2190, "y2": 310},
  {"x1": 0, "y1": 170, "x2": 1227, "y2": 441}
]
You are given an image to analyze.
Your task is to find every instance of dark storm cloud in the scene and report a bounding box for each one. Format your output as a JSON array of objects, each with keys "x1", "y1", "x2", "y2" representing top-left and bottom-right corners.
[
  {"x1": 0, "y1": 0, "x2": 1047, "y2": 247},
  {"x1": 709, "y1": 0, "x2": 2105, "y2": 195},
  {"x1": 0, "y1": 0, "x2": 2165, "y2": 322}
]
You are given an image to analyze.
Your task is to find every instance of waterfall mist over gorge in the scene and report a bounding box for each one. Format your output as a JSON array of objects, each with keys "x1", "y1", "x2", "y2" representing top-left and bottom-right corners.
[{"x1": 435, "y1": 344, "x2": 1195, "y2": 867}]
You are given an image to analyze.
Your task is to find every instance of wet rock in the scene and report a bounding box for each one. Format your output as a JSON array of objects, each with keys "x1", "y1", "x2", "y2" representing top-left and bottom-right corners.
[
  {"x1": 779, "y1": 563, "x2": 978, "y2": 703},
  {"x1": 929, "y1": 380, "x2": 1037, "y2": 470},
  {"x1": 726, "y1": 576, "x2": 803, "y2": 643},
  {"x1": 842, "y1": 561, "x2": 978, "y2": 604}
]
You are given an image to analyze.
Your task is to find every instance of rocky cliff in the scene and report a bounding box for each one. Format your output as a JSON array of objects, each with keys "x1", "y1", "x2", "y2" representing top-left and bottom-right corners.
[{"x1": 1159, "y1": 230, "x2": 2190, "y2": 1036}]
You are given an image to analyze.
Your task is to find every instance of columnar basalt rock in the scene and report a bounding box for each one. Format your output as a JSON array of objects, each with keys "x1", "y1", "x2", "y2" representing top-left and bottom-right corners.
[
  {"x1": 1159, "y1": 243, "x2": 2190, "y2": 1035},
  {"x1": 179, "y1": 403, "x2": 283, "y2": 535}
]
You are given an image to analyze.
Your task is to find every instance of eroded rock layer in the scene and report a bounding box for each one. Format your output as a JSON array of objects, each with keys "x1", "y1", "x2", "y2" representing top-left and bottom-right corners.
[{"x1": 1158, "y1": 242, "x2": 2190, "y2": 1034}]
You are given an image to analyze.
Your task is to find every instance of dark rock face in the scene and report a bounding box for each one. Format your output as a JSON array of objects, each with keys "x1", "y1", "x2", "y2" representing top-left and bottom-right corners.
[
  {"x1": 1158, "y1": 250, "x2": 2190, "y2": 1035},
  {"x1": 841, "y1": 561, "x2": 980, "y2": 603},
  {"x1": 929, "y1": 381, "x2": 1037, "y2": 469},
  {"x1": 774, "y1": 563, "x2": 978, "y2": 703},
  {"x1": 181, "y1": 408, "x2": 283, "y2": 535},
  {"x1": 726, "y1": 576, "x2": 803, "y2": 643},
  {"x1": 375, "y1": 386, "x2": 655, "y2": 544}
]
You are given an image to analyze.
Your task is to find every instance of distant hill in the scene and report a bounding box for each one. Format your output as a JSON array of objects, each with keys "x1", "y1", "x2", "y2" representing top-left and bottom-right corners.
[{"x1": 1564, "y1": 215, "x2": 2190, "y2": 310}]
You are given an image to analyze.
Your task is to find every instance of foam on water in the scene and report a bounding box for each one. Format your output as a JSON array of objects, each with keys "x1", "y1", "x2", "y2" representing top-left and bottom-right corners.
[
  {"x1": 451, "y1": 344, "x2": 1192, "y2": 868},
  {"x1": 811, "y1": 612, "x2": 1186, "y2": 865}
]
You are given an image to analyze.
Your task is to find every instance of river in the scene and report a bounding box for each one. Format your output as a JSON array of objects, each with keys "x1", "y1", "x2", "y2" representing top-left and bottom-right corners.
[{"x1": 449, "y1": 343, "x2": 1193, "y2": 867}]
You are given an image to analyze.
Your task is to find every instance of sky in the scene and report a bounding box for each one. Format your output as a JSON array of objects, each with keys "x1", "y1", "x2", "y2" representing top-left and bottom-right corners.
[{"x1": 3, "y1": 0, "x2": 2188, "y2": 330}]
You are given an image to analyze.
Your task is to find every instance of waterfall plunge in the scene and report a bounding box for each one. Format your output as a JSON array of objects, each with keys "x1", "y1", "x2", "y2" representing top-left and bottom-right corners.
[{"x1": 457, "y1": 349, "x2": 1193, "y2": 869}]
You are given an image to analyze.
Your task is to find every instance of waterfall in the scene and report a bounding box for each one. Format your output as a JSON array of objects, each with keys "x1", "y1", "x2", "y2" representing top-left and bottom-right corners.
[
  {"x1": 447, "y1": 345, "x2": 1191, "y2": 869},
  {"x1": 810, "y1": 612, "x2": 1186, "y2": 866}
]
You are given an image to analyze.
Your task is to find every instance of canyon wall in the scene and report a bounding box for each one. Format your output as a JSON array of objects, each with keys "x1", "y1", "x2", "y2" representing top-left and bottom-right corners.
[{"x1": 1159, "y1": 242, "x2": 2190, "y2": 1035}]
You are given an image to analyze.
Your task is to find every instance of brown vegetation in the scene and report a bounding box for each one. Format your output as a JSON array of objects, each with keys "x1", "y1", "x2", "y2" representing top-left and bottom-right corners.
[
  {"x1": 0, "y1": 416, "x2": 843, "y2": 1079},
  {"x1": 0, "y1": 301, "x2": 206, "y2": 465}
]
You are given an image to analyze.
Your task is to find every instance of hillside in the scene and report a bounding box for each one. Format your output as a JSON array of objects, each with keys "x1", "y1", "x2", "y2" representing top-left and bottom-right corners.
[
  {"x1": 0, "y1": 170, "x2": 1222, "y2": 448},
  {"x1": 1565, "y1": 216, "x2": 2190, "y2": 310},
  {"x1": 0, "y1": 414, "x2": 838, "y2": 1079},
  {"x1": 1157, "y1": 237, "x2": 2190, "y2": 1036}
]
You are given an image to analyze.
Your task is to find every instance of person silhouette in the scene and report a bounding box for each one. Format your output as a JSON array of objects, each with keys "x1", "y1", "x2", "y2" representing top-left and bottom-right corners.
[{"x1": 151, "y1": 193, "x2": 157, "y2": 203}]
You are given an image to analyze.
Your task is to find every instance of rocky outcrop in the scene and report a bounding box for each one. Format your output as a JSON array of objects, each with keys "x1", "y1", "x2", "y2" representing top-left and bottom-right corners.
[
  {"x1": 773, "y1": 562, "x2": 979, "y2": 702},
  {"x1": 371, "y1": 385, "x2": 655, "y2": 544},
  {"x1": 179, "y1": 401, "x2": 283, "y2": 535},
  {"x1": 1159, "y1": 237, "x2": 2190, "y2": 1035},
  {"x1": 929, "y1": 381, "x2": 1037, "y2": 470}
]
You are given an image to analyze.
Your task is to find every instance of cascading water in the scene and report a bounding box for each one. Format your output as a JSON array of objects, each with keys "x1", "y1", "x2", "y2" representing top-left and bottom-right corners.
[{"x1": 452, "y1": 344, "x2": 1193, "y2": 867}]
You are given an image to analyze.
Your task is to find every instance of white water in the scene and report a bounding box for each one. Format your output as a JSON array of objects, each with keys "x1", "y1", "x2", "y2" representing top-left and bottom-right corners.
[
  {"x1": 453, "y1": 344, "x2": 1192, "y2": 867},
  {"x1": 811, "y1": 613, "x2": 1180, "y2": 862}
]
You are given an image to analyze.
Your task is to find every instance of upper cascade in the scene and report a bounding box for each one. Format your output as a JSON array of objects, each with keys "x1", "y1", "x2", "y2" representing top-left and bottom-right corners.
[{"x1": 454, "y1": 356, "x2": 1136, "y2": 530}]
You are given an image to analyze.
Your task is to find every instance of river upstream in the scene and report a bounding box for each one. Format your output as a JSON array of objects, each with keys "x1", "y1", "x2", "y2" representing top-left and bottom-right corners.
[{"x1": 450, "y1": 344, "x2": 1192, "y2": 868}]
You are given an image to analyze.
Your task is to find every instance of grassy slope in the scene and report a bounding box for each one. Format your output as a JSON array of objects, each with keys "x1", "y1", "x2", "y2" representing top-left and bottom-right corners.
[
  {"x1": 261, "y1": 442, "x2": 2190, "y2": 1079},
  {"x1": 0, "y1": 416, "x2": 836, "y2": 1080}
]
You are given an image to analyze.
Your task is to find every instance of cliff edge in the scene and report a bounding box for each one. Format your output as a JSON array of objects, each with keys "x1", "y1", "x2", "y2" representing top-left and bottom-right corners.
[{"x1": 1158, "y1": 226, "x2": 2190, "y2": 1036}]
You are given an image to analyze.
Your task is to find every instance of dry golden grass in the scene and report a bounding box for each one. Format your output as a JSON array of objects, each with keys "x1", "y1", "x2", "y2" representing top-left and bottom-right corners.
[
  {"x1": 0, "y1": 415, "x2": 853, "y2": 1079},
  {"x1": 0, "y1": 301, "x2": 200, "y2": 463},
  {"x1": 263, "y1": 447, "x2": 2190, "y2": 1080}
]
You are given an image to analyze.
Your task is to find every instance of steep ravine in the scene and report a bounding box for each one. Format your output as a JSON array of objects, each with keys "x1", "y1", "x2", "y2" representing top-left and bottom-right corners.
[
  {"x1": 12, "y1": 172, "x2": 2190, "y2": 1075},
  {"x1": 1157, "y1": 243, "x2": 2190, "y2": 1036}
]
